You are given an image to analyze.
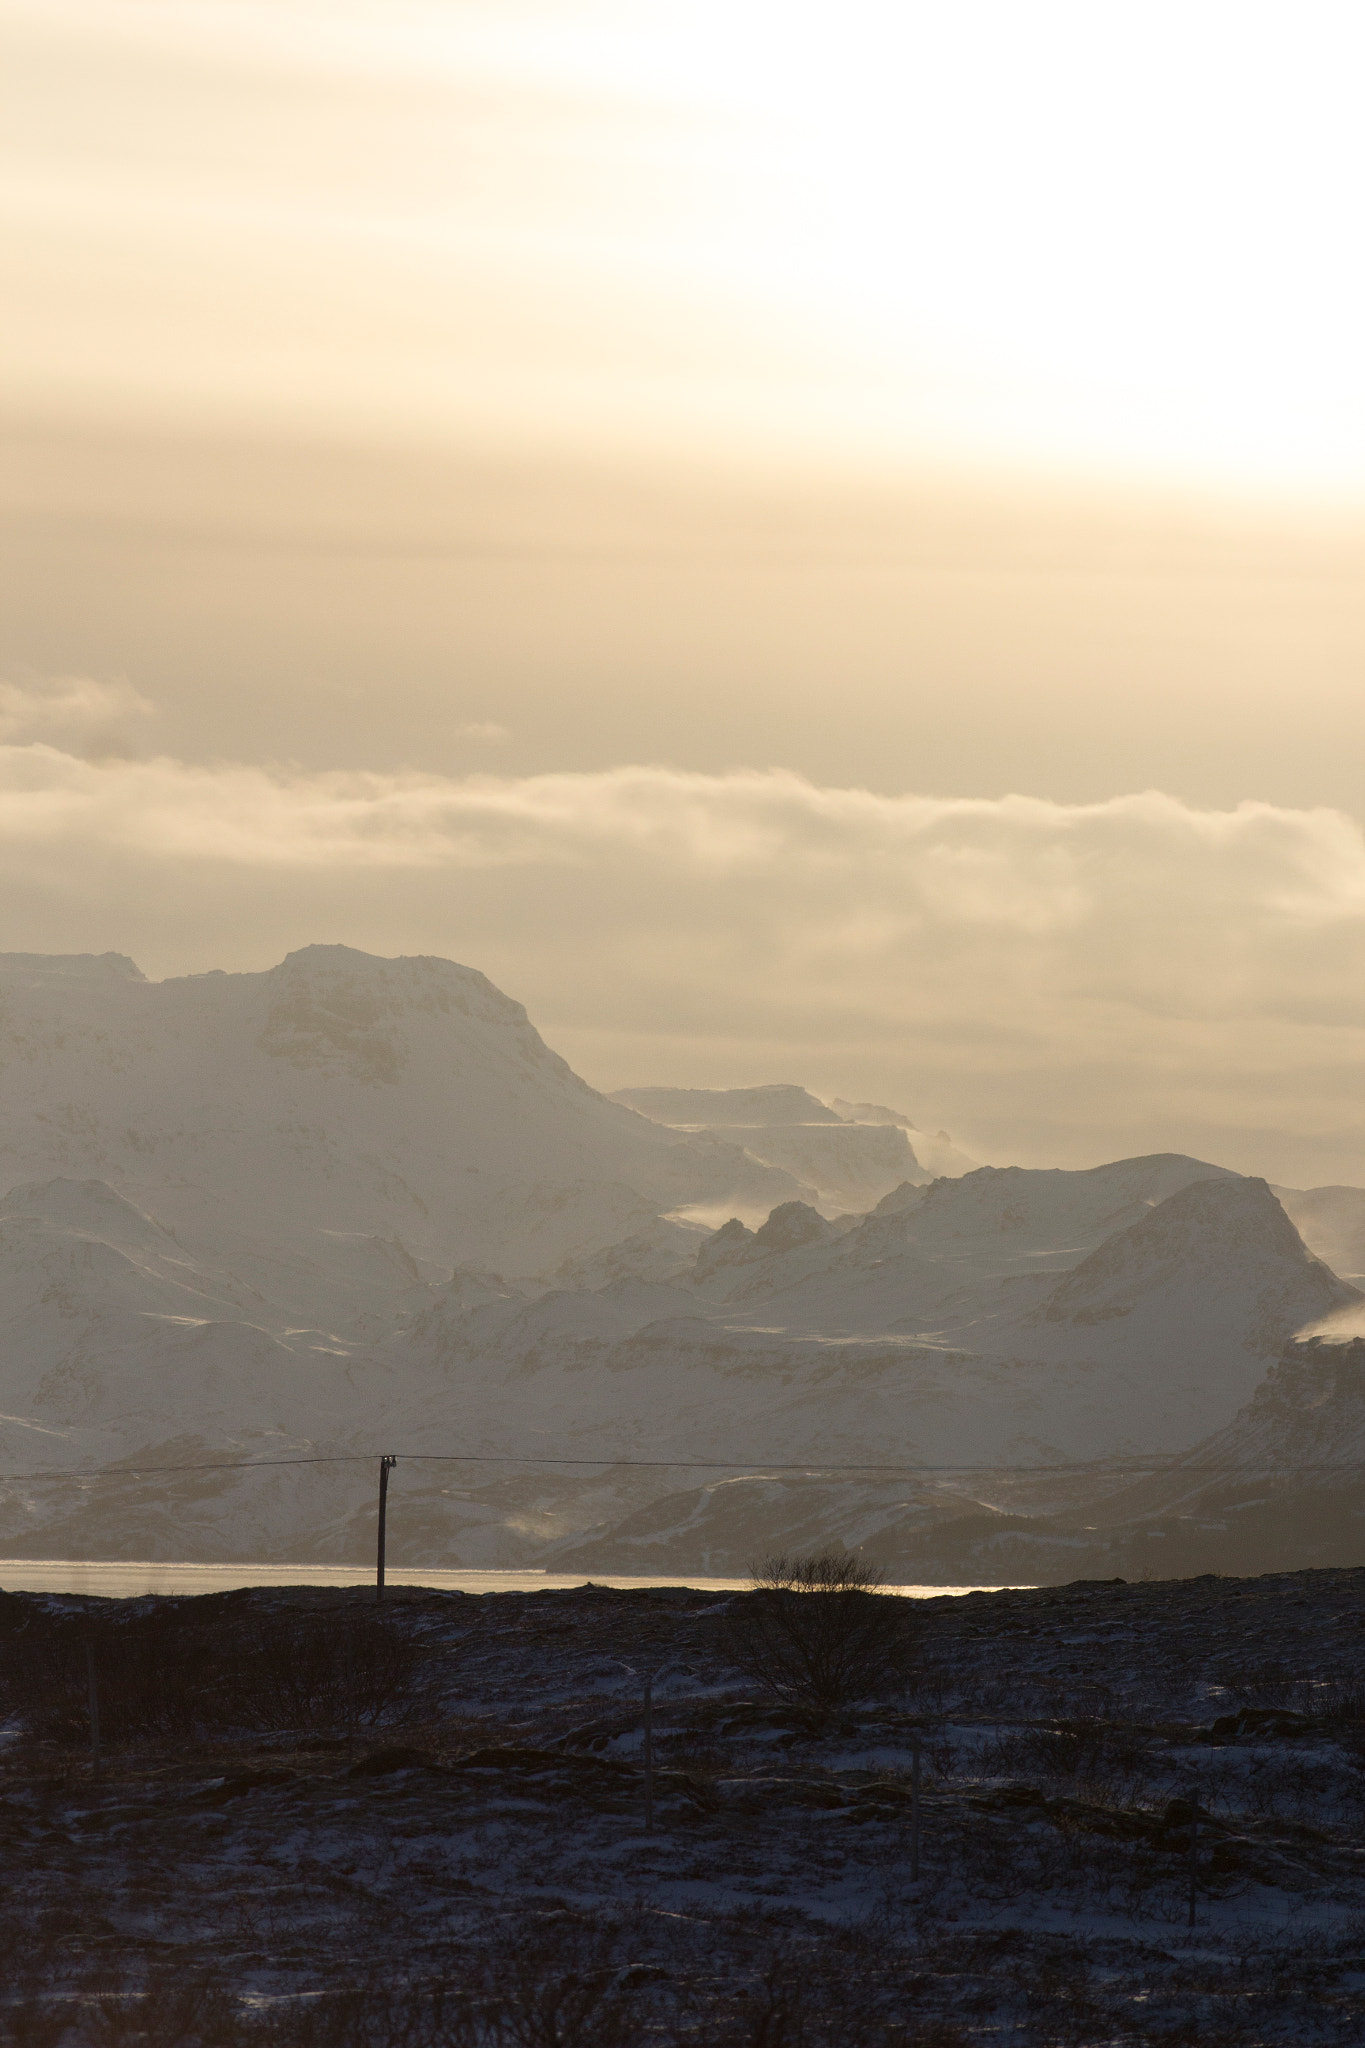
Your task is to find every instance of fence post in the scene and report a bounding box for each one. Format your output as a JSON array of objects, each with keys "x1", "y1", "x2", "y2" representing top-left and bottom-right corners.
[
  {"x1": 376, "y1": 1455, "x2": 397, "y2": 1603},
  {"x1": 345, "y1": 1619, "x2": 357, "y2": 1762},
  {"x1": 910, "y1": 1737, "x2": 921, "y2": 1884},
  {"x1": 86, "y1": 1640, "x2": 101, "y2": 1778},
  {"x1": 644, "y1": 1670, "x2": 655, "y2": 1834},
  {"x1": 1188, "y1": 1791, "x2": 1199, "y2": 1928}
]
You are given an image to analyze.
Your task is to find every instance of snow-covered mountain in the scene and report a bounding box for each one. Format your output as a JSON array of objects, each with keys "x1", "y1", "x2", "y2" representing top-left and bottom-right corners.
[
  {"x1": 1084, "y1": 1328, "x2": 1365, "y2": 1528},
  {"x1": 0, "y1": 946, "x2": 806, "y2": 1307},
  {"x1": 0, "y1": 946, "x2": 1359, "y2": 1571},
  {"x1": 369, "y1": 1163, "x2": 1353, "y2": 1538},
  {"x1": 610, "y1": 1084, "x2": 841, "y2": 1126},
  {"x1": 1272, "y1": 1185, "x2": 1365, "y2": 1286},
  {"x1": 860, "y1": 1331, "x2": 1365, "y2": 1587},
  {"x1": 0, "y1": 1174, "x2": 401, "y2": 1493},
  {"x1": 828, "y1": 1100, "x2": 982, "y2": 1180},
  {"x1": 608, "y1": 1082, "x2": 978, "y2": 1210}
]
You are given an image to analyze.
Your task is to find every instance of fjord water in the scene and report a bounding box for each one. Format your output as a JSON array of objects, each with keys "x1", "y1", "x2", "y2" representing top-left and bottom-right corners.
[{"x1": 0, "y1": 1561, "x2": 1007, "y2": 1600}]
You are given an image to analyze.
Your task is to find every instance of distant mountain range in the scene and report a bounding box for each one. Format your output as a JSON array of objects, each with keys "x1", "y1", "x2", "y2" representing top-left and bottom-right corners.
[
  {"x1": 610, "y1": 1083, "x2": 981, "y2": 1202},
  {"x1": 0, "y1": 944, "x2": 1360, "y2": 1576},
  {"x1": 0, "y1": 946, "x2": 820, "y2": 1291}
]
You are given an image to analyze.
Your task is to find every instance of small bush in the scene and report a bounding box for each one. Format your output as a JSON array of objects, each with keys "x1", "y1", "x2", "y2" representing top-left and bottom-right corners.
[
  {"x1": 720, "y1": 1551, "x2": 916, "y2": 1714},
  {"x1": 0, "y1": 1599, "x2": 425, "y2": 1748}
]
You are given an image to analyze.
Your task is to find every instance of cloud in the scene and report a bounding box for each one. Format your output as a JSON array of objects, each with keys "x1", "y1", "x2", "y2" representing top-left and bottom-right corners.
[
  {"x1": 1, "y1": 748, "x2": 1360, "y2": 939},
  {"x1": 453, "y1": 722, "x2": 511, "y2": 743},
  {"x1": 0, "y1": 745, "x2": 1362, "y2": 1178},
  {"x1": 1297, "y1": 1306, "x2": 1365, "y2": 1343},
  {"x1": 0, "y1": 677, "x2": 153, "y2": 756}
]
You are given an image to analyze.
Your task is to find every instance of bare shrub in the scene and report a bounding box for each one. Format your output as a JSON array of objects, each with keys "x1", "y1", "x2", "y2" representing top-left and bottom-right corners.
[
  {"x1": 983, "y1": 1719, "x2": 1135, "y2": 1787},
  {"x1": 252, "y1": 1921, "x2": 653, "y2": 2048},
  {"x1": 230, "y1": 1611, "x2": 419, "y2": 1734},
  {"x1": 2, "y1": 1600, "x2": 424, "y2": 1749},
  {"x1": 78, "y1": 1975, "x2": 249, "y2": 2047},
  {"x1": 0, "y1": 1995, "x2": 70, "y2": 2048},
  {"x1": 455, "y1": 1931, "x2": 651, "y2": 2048},
  {"x1": 663, "y1": 1936, "x2": 970, "y2": 2047},
  {"x1": 721, "y1": 1552, "x2": 915, "y2": 1714},
  {"x1": 1208, "y1": 1658, "x2": 1302, "y2": 1710},
  {"x1": 1312, "y1": 1679, "x2": 1365, "y2": 1725}
]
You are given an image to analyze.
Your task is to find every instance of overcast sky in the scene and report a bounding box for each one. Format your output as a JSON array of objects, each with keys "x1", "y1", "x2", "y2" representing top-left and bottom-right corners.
[{"x1": 2, "y1": 0, "x2": 1363, "y2": 1180}]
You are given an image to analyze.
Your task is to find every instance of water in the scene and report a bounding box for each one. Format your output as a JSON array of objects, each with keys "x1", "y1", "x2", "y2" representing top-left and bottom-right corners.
[{"x1": 0, "y1": 1560, "x2": 1011, "y2": 1600}]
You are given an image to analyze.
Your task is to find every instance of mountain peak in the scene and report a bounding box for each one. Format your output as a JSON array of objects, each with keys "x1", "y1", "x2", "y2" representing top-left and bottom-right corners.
[
  {"x1": 270, "y1": 944, "x2": 524, "y2": 1009},
  {"x1": 609, "y1": 1084, "x2": 842, "y2": 1127},
  {"x1": 250, "y1": 946, "x2": 545, "y2": 1083},
  {"x1": 1032, "y1": 1175, "x2": 1360, "y2": 1327},
  {"x1": 751, "y1": 1200, "x2": 832, "y2": 1253},
  {"x1": 0, "y1": 951, "x2": 144, "y2": 981}
]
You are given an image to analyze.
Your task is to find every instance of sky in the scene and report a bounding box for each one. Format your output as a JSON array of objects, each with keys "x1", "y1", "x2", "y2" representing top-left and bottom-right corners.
[{"x1": 2, "y1": 0, "x2": 1363, "y2": 1180}]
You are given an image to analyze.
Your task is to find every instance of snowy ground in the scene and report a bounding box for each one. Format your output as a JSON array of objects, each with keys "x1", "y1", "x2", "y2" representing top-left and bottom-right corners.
[{"x1": 4, "y1": 1569, "x2": 1365, "y2": 2043}]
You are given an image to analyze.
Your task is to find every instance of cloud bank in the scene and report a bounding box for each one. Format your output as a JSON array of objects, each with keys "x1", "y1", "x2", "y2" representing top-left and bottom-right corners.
[
  {"x1": 1, "y1": 743, "x2": 1362, "y2": 1180},
  {"x1": 0, "y1": 677, "x2": 152, "y2": 754}
]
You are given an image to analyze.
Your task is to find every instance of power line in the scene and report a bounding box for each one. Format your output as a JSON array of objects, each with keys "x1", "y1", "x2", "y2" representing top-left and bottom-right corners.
[
  {"x1": 1, "y1": 1449, "x2": 1363, "y2": 1484},
  {"x1": 0, "y1": 1454, "x2": 369, "y2": 1483}
]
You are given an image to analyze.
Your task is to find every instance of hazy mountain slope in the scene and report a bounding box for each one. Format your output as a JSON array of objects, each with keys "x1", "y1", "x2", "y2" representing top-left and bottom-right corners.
[
  {"x1": 1, "y1": 951, "x2": 1355, "y2": 1572},
  {"x1": 0, "y1": 1170, "x2": 417, "y2": 1560},
  {"x1": 609, "y1": 1083, "x2": 936, "y2": 1209},
  {"x1": 610, "y1": 1085, "x2": 841, "y2": 1125},
  {"x1": 680, "y1": 1155, "x2": 1245, "y2": 1328},
  {"x1": 518, "y1": 1288, "x2": 1365, "y2": 1583},
  {"x1": 1095, "y1": 1334, "x2": 1365, "y2": 1579},
  {"x1": 543, "y1": 1471, "x2": 976, "y2": 1578},
  {"x1": 830, "y1": 1100, "x2": 982, "y2": 1177},
  {"x1": 380, "y1": 1166, "x2": 1352, "y2": 1475},
  {"x1": 691, "y1": 1121, "x2": 929, "y2": 1210},
  {"x1": 1015, "y1": 1176, "x2": 1351, "y2": 1343},
  {"x1": 0, "y1": 1179, "x2": 252, "y2": 1424},
  {"x1": 866, "y1": 1334, "x2": 1365, "y2": 1586},
  {"x1": 1273, "y1": 1185, "x2": 1365, "y2": 1285},
  {"x1": 0, "y1": 947, "x2": 805, "y2": 1296},
  {"x1": 551, "y1": 1216, "x2": 709, "y2": 1289},
  {"x1": 1089, "y1": 1333, "x2": 1365, "y2": 1527},
  {"x1": 308, "y1": 1163, "x2": 1360, "y2": 1575},
  {"x1": 930, "y1": 1176, "x2": 1359, "y2": 1440},
  {"x1": 0, "y1": 1176, "x2": 394, "y2": 1485},
  {"x1": 0, "y1": 1176, "x2": 248, "y2": 1315},
  {"x1": 1204, "y1": 1331, "x2": 1365, "y2": 1472},
  {"x1": 878, "y1": 1156, "x2": 1243, "y2": 1273}
]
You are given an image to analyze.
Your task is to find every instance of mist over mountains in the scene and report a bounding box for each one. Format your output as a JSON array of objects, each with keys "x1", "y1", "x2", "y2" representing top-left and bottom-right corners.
[{"x1": 0, "y1": 943, "x2": 1361, "y2": 1578}]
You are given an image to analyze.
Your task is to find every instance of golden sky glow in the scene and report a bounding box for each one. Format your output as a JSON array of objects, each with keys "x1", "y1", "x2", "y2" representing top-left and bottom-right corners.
[
  {"x1": 2, "y1": 1, "x2": 1364, "y2": 1177},
  {"x1": 5, "y1": 0, "x2": 1365, "y2": 489}
]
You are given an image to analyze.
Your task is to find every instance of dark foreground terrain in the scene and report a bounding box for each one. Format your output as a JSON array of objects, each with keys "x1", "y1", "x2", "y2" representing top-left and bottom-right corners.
[{"x1": 4, "y1": 1569, "x2": 1365, "y2": 2044}]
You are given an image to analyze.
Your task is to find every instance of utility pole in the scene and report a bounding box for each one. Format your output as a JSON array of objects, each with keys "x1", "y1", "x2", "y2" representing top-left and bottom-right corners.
[{"x1": 376, "y1": 1455, "x2": 397, "y2": 1603}]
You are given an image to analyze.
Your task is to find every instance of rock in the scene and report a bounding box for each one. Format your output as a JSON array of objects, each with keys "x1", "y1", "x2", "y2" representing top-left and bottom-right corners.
[{"x1": 348, "y1": 1746, "x2": 434, "y2": 1777}]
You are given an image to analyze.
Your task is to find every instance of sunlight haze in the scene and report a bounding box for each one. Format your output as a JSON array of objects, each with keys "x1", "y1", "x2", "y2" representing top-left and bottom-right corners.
[
  {"x1": 2, "y1": 0, "x2": 1362, "y2": 1178},
  {"x1": 5, "y1": 0, "x2": 1365, "y2": 481}
]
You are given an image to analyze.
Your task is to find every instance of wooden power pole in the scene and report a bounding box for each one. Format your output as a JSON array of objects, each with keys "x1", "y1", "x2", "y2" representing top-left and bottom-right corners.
[
  {"x1": 376, "y1": 1455, "x2": 397, "y2": 1602},
  {"x1": 643, "y1": 1669, "x2": 655, "y2": 1834}
]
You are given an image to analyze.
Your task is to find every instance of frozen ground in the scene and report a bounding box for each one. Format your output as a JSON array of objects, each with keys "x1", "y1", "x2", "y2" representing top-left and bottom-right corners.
[{"x1": 4, "y1": 1568, "x2": 1365, "y2": 2042}]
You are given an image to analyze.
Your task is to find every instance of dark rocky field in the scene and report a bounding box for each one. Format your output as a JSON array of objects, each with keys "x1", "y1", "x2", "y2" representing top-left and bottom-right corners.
[{"x1": 5, "y1": 1569, "x2": 1365, "y2": 2044}]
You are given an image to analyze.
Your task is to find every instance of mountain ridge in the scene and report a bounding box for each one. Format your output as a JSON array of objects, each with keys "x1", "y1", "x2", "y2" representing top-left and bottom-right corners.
[{"x1": 0, "y1": 944, "x2": 1361, "y2": 1573}]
